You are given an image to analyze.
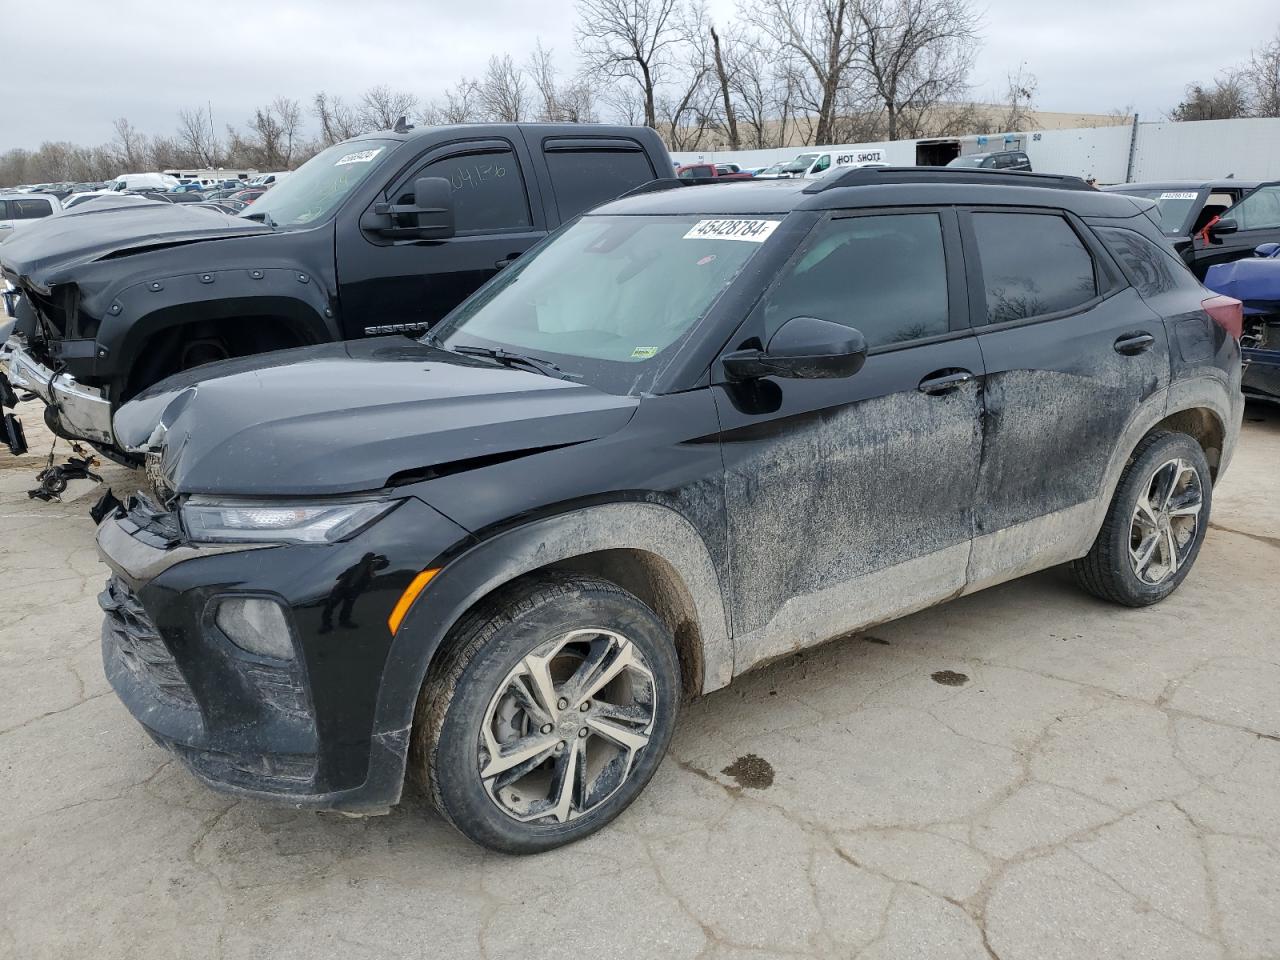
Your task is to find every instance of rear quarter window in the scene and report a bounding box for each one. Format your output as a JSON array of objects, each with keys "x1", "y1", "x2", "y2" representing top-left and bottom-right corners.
[
  {"x1": 1096, "y1": 226, "x2": 1200, "y2": 297},
  {"x1": 12, "y1": 198, "x2": 52, "y2": 219}
]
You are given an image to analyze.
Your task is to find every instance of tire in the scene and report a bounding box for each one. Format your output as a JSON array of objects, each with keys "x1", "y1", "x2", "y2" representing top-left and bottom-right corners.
[
  {"x1": 410, "y1": 574, "x2": 681, "y2": 854},
  {"x1": 1072, "y1": 431, "x2": 1212, "y2": 607}
]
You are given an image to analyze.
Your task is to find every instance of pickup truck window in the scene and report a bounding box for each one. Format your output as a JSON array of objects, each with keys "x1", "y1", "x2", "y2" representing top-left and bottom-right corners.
[
  {"x1": 241, "y1": 138, "x2": 397, "y2": 228},
  {"x1": 545, "y1": 148, "x2": 655, "y2": 220},
  {"x1": 410, "y1": 148, "x2": 531, "y2": 233},
  {"x1": 11, "y1": 198, "x2": 52, "y2": 219}
]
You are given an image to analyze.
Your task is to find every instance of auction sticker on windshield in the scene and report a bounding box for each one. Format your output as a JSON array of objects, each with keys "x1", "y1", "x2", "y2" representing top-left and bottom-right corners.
[
  {"x1": 336, "y1": 148, "x2": 385, "y2": 166},
  {"x1": 683, "y1": 219, "x2": 780, "y2": 242},
  {"x1": 1159, "y1": 192, "x2": 1199, "y2": 200}
]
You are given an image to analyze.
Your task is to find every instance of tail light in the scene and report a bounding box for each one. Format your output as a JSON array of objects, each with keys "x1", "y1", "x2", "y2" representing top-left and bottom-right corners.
[{"x1": 1202, "y1": 294, "x2": 1243, "y2": 341}]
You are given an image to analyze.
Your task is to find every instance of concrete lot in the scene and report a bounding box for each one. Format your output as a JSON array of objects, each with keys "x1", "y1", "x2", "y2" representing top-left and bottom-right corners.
[{"x1": 1, "y1": 398, "x2": 1278, "y2": 960}]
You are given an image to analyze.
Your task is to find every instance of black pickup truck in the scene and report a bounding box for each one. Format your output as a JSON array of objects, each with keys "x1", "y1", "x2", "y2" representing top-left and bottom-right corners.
[{"x1": 0, "y1": 122, "x2": 672, "y2": 459}]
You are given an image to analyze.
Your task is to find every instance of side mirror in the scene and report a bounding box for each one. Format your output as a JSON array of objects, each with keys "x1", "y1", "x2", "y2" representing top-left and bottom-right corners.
[
  {"x1": 368, "y1": 176, "x2": 455, "y2": 240},
  {"x1": 411, "y1": 177, "x2": 455, "y2": 237},
  {"x1": 1254, "y1": 242, "x2": 1280, "y2": 258},
  {"x1": 1209, "y1": 217, "x2": 1239, "y2": 241},
  {"x1": 722, "y1": 316, "x2": 868, "y2": 381}
]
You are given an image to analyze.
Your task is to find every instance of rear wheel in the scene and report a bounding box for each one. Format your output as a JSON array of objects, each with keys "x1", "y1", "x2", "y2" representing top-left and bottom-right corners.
[
  {"x1": 1072, "y1": 431, "x2": 1211, "y2": 606},
  {"x1": 411, "y1": 575, "x2": 680, "y2": 853}
]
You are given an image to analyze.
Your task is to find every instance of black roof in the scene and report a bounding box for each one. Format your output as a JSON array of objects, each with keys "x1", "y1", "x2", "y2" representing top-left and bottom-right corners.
[{"x1": 598, "y1": 167, "x2": 1147, "y2": 218}]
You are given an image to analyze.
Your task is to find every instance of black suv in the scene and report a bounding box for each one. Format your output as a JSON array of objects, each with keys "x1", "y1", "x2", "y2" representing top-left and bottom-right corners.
[
  {"x1": 95, "y1": 168, "x2": 1243, "y2": 853},
  {"x1": 945, "y1": 149, "x2": 1031, "y2": 171},
  {"x1": 0, "y1": 123, "x2": 671, "y2": 459}
]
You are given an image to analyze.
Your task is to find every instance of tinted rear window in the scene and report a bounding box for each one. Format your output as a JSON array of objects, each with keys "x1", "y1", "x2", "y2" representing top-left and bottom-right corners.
[
  {"x1": 546, "y1": 148, "x2": 656, "y2": 219},
  {"x1": 972, "y1": 212, "x2": 1097, "y2": 322},
  {"x1": 1096, "y1": 227, "x2": 1198, "y2": 297},
  {"x1": 11, "y1": 198, "x2": 52, "y2": 219}
]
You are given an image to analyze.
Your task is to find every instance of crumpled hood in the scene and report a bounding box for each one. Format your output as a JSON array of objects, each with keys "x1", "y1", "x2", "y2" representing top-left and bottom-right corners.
[
  {"x1": 0, "y1": 201, "x2": 271, "y2": 289},
  {"x1": 114, "y1": 338, "x2": 640, "y2": 497}
]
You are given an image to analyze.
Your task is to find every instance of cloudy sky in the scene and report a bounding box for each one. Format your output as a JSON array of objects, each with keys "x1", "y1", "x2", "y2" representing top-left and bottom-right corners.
[{"x1": 2, "y1": 0, "x2": 1277, "y2": 150}]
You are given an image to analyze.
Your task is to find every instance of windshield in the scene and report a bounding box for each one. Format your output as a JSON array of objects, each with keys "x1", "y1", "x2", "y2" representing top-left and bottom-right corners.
[
  {"x1": 1106, "y1": 188, "x2": 1203, "y2": 235},
  {"x1": 238, "y1": 139, "x2": 395, "y2": 228},
  {"x1": 782, "y1": 153, "x2": 819, "y2": 173},
  {"x1": 431, "y1": 214, "x2": 782, "y2": 394},
  {"x1": 946, "y1": 155, "x2": 987, "y2": 168}
]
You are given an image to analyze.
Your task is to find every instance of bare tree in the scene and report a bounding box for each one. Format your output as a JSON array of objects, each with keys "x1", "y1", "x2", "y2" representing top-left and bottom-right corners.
[
  {"x1": 423, "y1": 77, "x2": 483, "y2": 124},
  {"x1": 528, "y1": 40, "x2": 599, "y2": 122},
  {"x1": 853, "y1": 0, "x2": 980, "y2": 141},
  {"x1": 576, "y1": 0, "x2": 683, "y2": 127},
  {"x1": 1246, "y1": 31, "x2": 1280, "y2": 117},
  {"x1": 313, "y1": 92, "x2": 364, "y2": 145},
  {"x1": 760, "y1": 0, "x2": 862, "y2": 146},
  {"x1": 709, "y1": 22, "x2": 741, "y2": 148},
  {"x1": 111, "y1": 117, "x2": 149, "y2": 170},
  {"x1": 272, "y1": 96, "x2": 303, "y2": 166},
  {"x1": 997, "y1": 64, "x2": 1038, "y2": 131},
  {"x1": 1170, "y1": 73, "x2": 1250, "y2": 121},
  {"x1": 177, "y1": 105, "x2": 221, "y2": 167},
  {"x1": 479, "y1": 54, "x2": 529, "y2": 122},
  {"x1": 360, "y1": 85, "x2": 419, "y2": 130}
]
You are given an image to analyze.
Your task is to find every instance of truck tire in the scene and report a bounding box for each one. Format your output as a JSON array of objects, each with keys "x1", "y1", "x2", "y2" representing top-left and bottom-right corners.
[
  {"x1": 411, "y1": 574, "x2": 681, "y2": 854},
  {"x1": 1072, "y1": 431, "x2": 1212, "y2": 607}
]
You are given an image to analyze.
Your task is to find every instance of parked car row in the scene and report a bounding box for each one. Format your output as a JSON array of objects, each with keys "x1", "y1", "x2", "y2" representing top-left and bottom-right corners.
[{"x1": 0, "y1": 124, "x2": 1258, "y2": 855}]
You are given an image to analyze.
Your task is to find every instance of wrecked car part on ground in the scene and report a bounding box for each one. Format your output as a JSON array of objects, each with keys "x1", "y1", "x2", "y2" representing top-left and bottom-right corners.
[
  {"x1": 0, "y1": 123, "x2": 673, "y2": 461},
  {"x1": 95, "y1": 168, "x2": 1244, "y2": 853}
]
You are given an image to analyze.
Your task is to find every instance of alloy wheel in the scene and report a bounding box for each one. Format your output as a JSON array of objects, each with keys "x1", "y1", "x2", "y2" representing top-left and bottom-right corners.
[
  {"x1": 478, "y1": 629, "x2": 657, "y2": 824},
  {"x1": 1129, "y1": 457, "x2": 1203, "y2": 585}
]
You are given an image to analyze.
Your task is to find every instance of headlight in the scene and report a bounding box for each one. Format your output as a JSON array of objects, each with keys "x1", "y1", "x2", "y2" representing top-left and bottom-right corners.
[{"x1": 181, "y1": 496, "x2": 400, "y2": 543}]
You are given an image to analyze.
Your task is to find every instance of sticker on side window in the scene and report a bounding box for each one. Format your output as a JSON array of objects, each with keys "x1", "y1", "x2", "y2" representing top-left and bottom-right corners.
[
  {"x1": 1158, "y1": 191, "x2": 1198, "y2": 200},
  {"x1": 335, "y1": 148, "x2": 384, "y2": 166},
  {"x1": 683, "y1": 219, "x2": 780, "y2": 242}
]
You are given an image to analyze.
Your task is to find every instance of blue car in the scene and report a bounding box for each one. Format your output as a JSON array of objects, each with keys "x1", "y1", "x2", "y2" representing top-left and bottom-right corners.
[{"x1": 1204, "y1": 243, "x2": 1280, "y2": 403}]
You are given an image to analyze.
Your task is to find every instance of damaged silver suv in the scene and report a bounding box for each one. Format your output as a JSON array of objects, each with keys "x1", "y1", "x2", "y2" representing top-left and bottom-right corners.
[{"x1": 94, "y1": 168, "x2": 1243, "y2": 852}]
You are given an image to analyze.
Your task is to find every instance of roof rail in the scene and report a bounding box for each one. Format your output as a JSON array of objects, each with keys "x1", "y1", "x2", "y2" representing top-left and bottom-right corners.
[{"x1": 804, "y1": 166, "x2": 1094, "y2": 193}]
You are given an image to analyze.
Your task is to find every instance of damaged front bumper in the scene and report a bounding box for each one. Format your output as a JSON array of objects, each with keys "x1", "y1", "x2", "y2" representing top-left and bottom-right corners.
[
  {"x1": 94, "y1": 494, "x2": 470, "y2": 813},
  {"x1": 1, "y1": 335, "x2": 115, "y2": 447}
]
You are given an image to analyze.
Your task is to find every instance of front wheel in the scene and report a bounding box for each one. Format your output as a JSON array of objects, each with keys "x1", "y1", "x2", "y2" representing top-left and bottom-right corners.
[
  {"x1": 1072, "y1": 431, "x2": 1211, "y2": 607},
  {"x1": 411, "y1": 575, "x2": 681, "y2": 853}
]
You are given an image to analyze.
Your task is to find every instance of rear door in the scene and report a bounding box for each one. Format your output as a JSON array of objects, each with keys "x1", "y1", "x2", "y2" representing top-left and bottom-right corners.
[
  {"x1": 0, "y1": 200, "x2": 11, "y2": 237},
  {"x1": 713, "y1": 207, "x2": 985, "y2": 670},
  {"x1": 336, "y1": 136, "x2": 547, "y2": 338},
  {"x1": 959, "y1": 207, "x2": 1170, "y2": 586},
  {"x1": 531, "y1": 134, "x2": 659, "y2": 223}
]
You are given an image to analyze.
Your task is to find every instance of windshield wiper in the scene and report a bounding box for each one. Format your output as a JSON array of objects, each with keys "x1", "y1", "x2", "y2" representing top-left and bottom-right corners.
[{"x1": 451, "y1": 344, "x2": 581, "y2": 381}]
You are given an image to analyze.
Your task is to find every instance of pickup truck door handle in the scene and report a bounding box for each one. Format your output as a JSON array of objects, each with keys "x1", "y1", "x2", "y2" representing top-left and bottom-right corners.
[
  {"x1": 1114, "y1": 332, "x2": 1155, "y2": 355},
  {"x1": 494, "y1": 253, "x2": 521, "y2": 269},
  {"x1": 918, "y1": 369, "x2": 975, "y2": 395}
]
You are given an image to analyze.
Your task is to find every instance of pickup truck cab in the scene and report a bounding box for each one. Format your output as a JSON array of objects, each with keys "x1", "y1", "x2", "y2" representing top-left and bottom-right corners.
[{"x1": 0, "y1": 123, "x2": 672, "y2": 458}]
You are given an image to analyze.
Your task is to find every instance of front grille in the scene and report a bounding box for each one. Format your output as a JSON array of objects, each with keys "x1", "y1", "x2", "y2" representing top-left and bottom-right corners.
[{"x1": 99, "y1": 575, "x2": 197, "y2": 709}]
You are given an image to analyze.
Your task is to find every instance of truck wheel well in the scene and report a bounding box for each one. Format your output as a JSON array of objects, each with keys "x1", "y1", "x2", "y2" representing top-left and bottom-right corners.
[
  {"x1": 428, "y1": 549, "x2": 707, "y2": 702},
  {"x1": 123, "y1": 314, "x2": 313, "y2": 402},
  {"x1": 1151, "y1": 407, "x2": 1224, "y2": 480}
]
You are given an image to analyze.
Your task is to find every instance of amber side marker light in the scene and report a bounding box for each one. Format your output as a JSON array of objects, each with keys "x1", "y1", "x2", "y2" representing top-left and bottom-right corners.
[{"x1": 388, "y1": 568, "x2": 440, "y2": 635}]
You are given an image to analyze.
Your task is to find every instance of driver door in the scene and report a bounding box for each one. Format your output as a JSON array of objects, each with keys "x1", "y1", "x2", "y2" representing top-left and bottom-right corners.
[
  {"x1": 335, "y1": 137, "x2": 548, "y2": 338},
  {"x1": 712, "y1": 208, "x2": 985, "y2": 674},
  {"x1": 1194, "y1": 181, "x2": 1280, "y2": 275}
]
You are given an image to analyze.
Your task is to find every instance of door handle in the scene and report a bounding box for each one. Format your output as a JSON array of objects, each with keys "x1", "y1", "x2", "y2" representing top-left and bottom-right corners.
[
  {"x1": 1113, "y1": 332, "x2": 1155, "y2": 355},
  {"x1": 494, "y1": 253, "x2": 521, "y2": 269},
  {"x1": 918, "y1": 369, "x2": 975, "y2": 395}
]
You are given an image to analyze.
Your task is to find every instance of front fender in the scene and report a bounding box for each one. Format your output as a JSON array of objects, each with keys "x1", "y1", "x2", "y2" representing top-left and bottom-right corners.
[
  {"x1": 364, "y1": 501, "x2": 734, "y2": 804},
  {"x1": 98, "y1": 268, "x2": 339, "y2": 379}
]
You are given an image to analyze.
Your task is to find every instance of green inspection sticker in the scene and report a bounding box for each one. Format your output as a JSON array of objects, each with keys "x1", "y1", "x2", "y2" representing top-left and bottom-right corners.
[{"x1": 631, "y1": 346, "x2": 658, "y2": 359}]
